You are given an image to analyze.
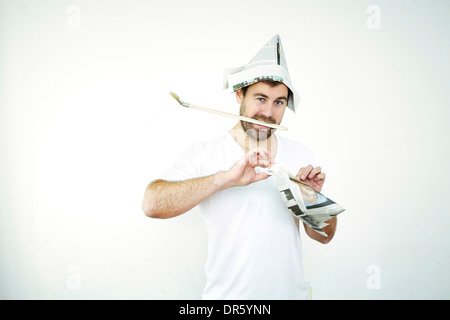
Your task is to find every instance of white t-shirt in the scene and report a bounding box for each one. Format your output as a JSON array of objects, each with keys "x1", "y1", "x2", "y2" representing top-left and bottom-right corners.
[{"x1": 162, "y1": 131, "x2": 315, "y2": 299}]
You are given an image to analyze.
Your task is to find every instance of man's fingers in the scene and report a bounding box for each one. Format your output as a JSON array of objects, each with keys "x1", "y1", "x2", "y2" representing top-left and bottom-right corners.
[
  {"x1": 246, "y1": 148, "x2": 273, "y2": 168},
  {"x1": 297, "y1": 165, "x2": 326, "y2": 181},
  {"x1": 308, "y1": 166, "x2": 322, "y2": 179},
  {"x1": 314, "y1": 172, "x2": 326, "y2": 181},
  {"x1": 297, "y1": 165, "x2": 314, "y2": 180},
  {"x1": 254, "y1": 172, "x2": 270, "y2": 182}
]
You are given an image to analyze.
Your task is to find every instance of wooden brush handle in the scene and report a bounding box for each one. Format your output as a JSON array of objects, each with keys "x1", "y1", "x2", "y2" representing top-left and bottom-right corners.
[{"x1": 188, "y1": 103, "x2": 288, "y2": 131}]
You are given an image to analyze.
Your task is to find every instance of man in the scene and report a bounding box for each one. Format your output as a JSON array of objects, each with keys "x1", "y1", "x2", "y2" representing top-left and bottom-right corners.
[{"x1": 142, "y1": 35, "x2": 337, "y2": 299}]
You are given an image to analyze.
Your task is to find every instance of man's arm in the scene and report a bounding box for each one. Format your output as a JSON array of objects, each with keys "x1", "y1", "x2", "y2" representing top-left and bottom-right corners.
[
  {"x1": 142, "y1": 148, "x2": 273, "y2": 219},
  {"x1": 142, "y1": 173, "x2": 226, "y2": 219},
  {"x1": 303, "y1": 217, "x2": 337, "y2": 244},
  {"x1": 296, "y1": 164, "x2": 337, "y2": 244}
]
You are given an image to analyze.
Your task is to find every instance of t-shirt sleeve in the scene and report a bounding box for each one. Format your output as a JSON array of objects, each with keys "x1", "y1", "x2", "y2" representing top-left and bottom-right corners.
[{"x1": 160, "y1": 141, "x2": 208, "y2": 182}]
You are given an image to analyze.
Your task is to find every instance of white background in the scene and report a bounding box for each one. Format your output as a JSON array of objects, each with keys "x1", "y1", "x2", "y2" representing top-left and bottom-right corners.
[{"x1": 1, "y1": 0, "x2": 449, "y2": 299}]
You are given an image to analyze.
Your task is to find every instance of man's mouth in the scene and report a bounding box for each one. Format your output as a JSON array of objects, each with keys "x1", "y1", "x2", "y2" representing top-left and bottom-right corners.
[
  {"x1": 252, "y1": 117, "x2": 276, "y2": 129},
  {"x1": 252, "y1": 122, "x2": 272, "y2": 130}
]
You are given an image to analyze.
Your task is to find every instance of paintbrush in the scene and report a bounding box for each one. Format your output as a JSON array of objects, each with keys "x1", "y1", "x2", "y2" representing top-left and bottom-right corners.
[{"x1": 169, "y1": 92, "x2": 288, "y2": 131}]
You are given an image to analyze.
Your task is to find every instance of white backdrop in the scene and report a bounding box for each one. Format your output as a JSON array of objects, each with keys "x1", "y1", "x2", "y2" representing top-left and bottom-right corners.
[{"x1": 1, "y1": 0, "x2": 449, "y2": 299}]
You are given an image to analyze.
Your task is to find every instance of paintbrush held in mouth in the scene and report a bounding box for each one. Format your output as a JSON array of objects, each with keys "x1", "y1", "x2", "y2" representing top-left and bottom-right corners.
[{"x1": 169, "y1": 92, "x2": 288, "y2": 131}]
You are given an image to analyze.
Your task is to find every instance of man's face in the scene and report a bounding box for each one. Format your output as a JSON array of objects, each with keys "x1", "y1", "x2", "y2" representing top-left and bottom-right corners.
[{"x1": 236, "y1": 82, "x2": 288, "y2": 140}]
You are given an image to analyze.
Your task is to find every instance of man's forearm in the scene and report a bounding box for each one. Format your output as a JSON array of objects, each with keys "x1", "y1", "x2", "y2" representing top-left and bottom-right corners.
[
  {"x1": 142, "y1": 171, "x2": 227, "y2": 219},
  {"x1": 303, "y1": 216, "x2": 337, "y2": 244}
]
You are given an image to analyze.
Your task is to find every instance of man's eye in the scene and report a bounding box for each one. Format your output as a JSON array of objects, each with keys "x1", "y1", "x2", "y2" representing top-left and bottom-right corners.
[{"x1": 257, "y1": 98, "x2": 265, "y2": 102}]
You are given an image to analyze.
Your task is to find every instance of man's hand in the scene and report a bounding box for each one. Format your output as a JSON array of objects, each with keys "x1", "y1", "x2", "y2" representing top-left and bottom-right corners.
[
  {"x1": 296, "y1": 165, "x2": 326, "y2": 192},
  {"x1": 224, "y1": 148, "x2": 274, "y2": 188},
  {"x1": 296, "y1": 165, "x2": 336, "y2": 244}
]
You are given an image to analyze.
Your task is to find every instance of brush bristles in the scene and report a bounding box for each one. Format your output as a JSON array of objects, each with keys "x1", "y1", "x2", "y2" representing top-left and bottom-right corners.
[
  {"x1": 169, "y1": 92, "x2": 181, "y2": 103},
  {"x1": 169, "y1": 92, "x2": 189, "y2": 107}
]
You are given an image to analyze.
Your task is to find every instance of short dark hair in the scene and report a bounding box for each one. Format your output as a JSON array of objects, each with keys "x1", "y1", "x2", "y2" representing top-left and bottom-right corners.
[{"x1": 240, "y1": 79, "x2": 291, "y2": 101}]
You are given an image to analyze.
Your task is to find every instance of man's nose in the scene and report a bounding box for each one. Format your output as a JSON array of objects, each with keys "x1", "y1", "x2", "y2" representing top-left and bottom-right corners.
[{"x1": 258, "y1": 104, "x2": 273, "y2": 118}]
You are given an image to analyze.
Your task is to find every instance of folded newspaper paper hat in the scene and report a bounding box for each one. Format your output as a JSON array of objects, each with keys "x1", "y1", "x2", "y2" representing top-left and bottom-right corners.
[
  {"x1": 265, "y1": 164, "x2": 345, "y2": 237},
  {"x1": 223, "y1": 35, "x2": 300, "y2": 112}
]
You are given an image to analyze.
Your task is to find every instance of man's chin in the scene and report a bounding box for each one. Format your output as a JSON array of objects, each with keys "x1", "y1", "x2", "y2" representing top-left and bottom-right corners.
[
  {"x1": 240, "y1": 119, "x2": 278, "y2": 140},
  {"x1": 244, "y1": 127, "x2": 274, "y2": 141}
]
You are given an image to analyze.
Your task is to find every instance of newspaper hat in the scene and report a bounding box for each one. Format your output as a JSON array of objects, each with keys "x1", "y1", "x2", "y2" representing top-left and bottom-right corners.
[{"x1": 223, "y1": 34, "x2": 300, "y2": 112}]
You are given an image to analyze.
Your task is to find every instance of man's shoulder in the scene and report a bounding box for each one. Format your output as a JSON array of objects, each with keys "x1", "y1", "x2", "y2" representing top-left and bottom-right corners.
[
  {"x1": 185, "y1": 131, "x2": 238, "y2": 163},
  {"x1": 192, "y1": 131, "x2": 233, "y2": 150},
  {"x1": 277, "y1": 134, "x2": 316, "y2": 170},
  {"x1": 278, "y1": 134, "x2": 313, "y2": 155}
]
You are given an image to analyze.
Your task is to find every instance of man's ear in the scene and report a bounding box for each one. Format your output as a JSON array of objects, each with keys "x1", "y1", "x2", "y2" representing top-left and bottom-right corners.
[{"x1": 235, "y1": 89, "x2": 243, "y2": 104}]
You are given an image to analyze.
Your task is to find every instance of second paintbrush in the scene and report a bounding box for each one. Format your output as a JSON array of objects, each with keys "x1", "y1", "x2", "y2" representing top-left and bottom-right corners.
[{"x1": 169, "y1": 92, "x2": 288, "y2": 131}]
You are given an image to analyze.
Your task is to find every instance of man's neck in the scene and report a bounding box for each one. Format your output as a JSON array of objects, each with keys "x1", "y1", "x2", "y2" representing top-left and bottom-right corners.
[{"x1": 229, "y1": 122, "x2": 278, "y2": 157}]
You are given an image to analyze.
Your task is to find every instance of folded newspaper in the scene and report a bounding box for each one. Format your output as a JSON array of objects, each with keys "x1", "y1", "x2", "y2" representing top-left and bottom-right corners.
[{"x1": 265, "y1": 164, "x2": 345, "y2": 237}]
